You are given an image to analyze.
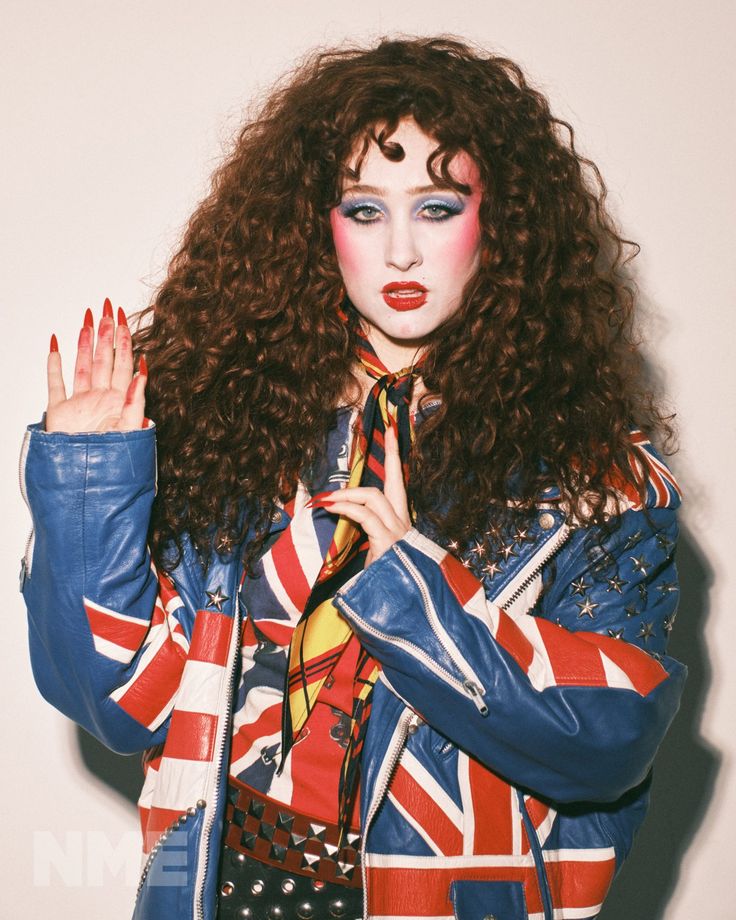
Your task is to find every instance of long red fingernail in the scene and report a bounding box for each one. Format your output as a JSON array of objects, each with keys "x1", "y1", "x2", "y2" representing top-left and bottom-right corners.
[
  {"x1": 117, "y1": 306, "x2": 128, "y2": 327},
  {"x1": 84, "y1": 308, "x2": 94, "y2": 328},
  {"x1": 103, "y1": 297, "x2": 113, "y2": 319},
  {"x1": 138, "y1": 353, "x2": 148, "y2": 376},
  {"x1": 50, "y1": 333, "x2": 58, "y2": 353}
]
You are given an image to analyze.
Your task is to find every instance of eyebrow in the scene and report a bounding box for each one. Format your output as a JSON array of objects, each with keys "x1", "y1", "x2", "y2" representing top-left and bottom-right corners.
[{"x1": 341, "y1": 183, "x2": 457, "y2": 196}]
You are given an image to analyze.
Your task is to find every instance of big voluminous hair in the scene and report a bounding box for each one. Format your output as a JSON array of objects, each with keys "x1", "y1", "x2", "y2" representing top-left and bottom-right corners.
[{"x1": 132, "y1": 35, "x2": 674, "y2": 574}]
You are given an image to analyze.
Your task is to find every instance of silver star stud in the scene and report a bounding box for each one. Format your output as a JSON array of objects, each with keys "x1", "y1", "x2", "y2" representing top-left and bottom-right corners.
[
  {"x1": 625, "y1": 604, "x2": 639, "y2": 618},
  {"x1": 461, "y1": 556, "x2": 473, "y2": 569},
  {"x1": 657, "y1": 581, "x2": 678, "y2": 594},
  {"x1": 216, "y1": 533, "x2": 234, "y2": 553},
  {"x1": 205, "y1": 586, "x2": 230, "y2": 612},
  {"x1": 571, "y1": 578, "x2": 590, "y2": 597},
  {"x1": 447, "y1": 540, "x2": 460, "y2": 552},
  {"x1": 655, "y1": 532, "x2": 674, "y2": 552},
  {"x1": 662, "y1": 614, "x2": 675, "y2": 634},
  {"x1": 513, "y1": 527, "x2": 532, "y2": 545},
  {"x1": 500, "y1": 543, "x2": 518, "y2": 562},
  {"x1": 605, "y1": 575, "x2": 629, "y2": 594},
  {"x1": 482, "y1": 560, "x2": 502, "y2": 578},
  {"x1": 576, "y1": 598, "x2": 599, "y2": 619},
  {"x1": 485, "y1": 524, "x2": 502, "y2": 542},
  {"x1": 630, "y1": 555, "x2": 652, "y2": 576},
  {"x1": 607, "y1": 627, "x2": 625, "y2": 639},
  {"x1": 624, "y1": 530, "x2": 644, "y2": 551},
  {"x1": 637, "y1": 621, "x2": 655, "y2": 643},
  {"x1": 471, "y1": 540, "x2": 486, "y2": 557},
  {"x1": 638, "y1": 584, "x2": 649, "y2": 604}
]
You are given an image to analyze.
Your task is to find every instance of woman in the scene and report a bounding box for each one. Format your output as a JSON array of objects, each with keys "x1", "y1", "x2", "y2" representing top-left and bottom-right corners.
[{"x1": 20, "y1": 36, "x2": 686, "y2": 920}]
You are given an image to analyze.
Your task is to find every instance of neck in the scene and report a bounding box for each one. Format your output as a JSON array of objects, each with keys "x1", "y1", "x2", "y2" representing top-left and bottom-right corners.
[{"x1": 361, "y1": 321, "x2": 426, "y2": 373}]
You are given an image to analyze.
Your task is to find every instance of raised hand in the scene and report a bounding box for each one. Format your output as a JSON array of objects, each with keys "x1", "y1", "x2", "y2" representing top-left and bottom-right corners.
[
  {"x1": 309, "y1": 423, "x2": 412, "y2": 566},
  {"x1": 45, "y1": 298, "x2": 148, "y2": 433}
]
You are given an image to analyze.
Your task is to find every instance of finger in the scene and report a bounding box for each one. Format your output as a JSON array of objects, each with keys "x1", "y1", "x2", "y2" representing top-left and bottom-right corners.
[
  {"x1": 46, "y1": 334, "x2": 67, "y2": 407},
  {"x1": 321, "y1": 499, "x2": 401, "y2": 561},
  {"x1": 90, "y1": 297, "x2": 115, "y2": 390},
  {"x1": 316, "y1": 499, "x2": 392, "y2": 539},
  {"x1": 110, "y1": 306, "x2": 134, "y2": 392},
  {"x1": 319, "y1": 487, "x2": 397, "y2": 528},
  {"x1": 383, "y1": 423, "x2": 410, "y2": 524},
  {"x1": 118, "y1": 355, "x2": 147, "y2": 430},
  {"x1": 72, "y1": 309, "x2": 94, "y2": 395}
]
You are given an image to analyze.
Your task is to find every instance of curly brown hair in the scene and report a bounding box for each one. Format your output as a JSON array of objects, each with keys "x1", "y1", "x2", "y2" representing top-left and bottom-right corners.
[{"x1": 132, "y1": 34, "x2": 674, "y2": 574}]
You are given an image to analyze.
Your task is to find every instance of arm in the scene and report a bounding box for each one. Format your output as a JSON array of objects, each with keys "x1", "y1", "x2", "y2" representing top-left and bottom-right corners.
[
  {"x1": 20, "y1": 420, "x2": 200, "y2": 754},
  {"x1": 333, "y1": 501, "x2": 686, "y2": 804}
]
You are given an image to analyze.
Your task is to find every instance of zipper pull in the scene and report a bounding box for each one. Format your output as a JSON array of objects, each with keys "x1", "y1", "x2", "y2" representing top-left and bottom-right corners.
[
  {"x1": 463, "y1": 680, "x2": 489, "y2": 716},
  {"x1": 18, "y1": 557, "x2": 27, "y2": 592}
]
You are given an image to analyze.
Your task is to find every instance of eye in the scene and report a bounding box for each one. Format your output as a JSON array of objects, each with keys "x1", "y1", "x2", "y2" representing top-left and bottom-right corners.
[
  {"x1": 341, "y1": 203, "x2": 384, "y2": 223},
  {"x1": 419, "y1": 200, "x2": 463, "y2": 221}
]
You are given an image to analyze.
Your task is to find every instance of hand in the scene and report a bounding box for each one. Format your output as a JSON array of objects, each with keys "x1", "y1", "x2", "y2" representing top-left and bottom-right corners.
[
  {"x1": 311, "y1": 423, "x2": 412, "y2": 566},
  {"x1": 45, "y1": 298, "x2": 147, "y2": 433}
]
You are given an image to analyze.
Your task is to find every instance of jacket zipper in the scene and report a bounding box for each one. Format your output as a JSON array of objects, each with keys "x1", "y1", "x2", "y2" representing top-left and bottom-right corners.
[
  {"x1": 494, "y1": 523, "x2": 571, "y2": 612},
  {"x1": 18, "y1": 428, "x2": 35, "y2": 586},
  {"x1": 359, "y1": 707, "x2": 419, "y2": 920},
  {"x1": 194, "y1": 600, "x2": 242, "y2": 920},
  {"x1": 336, "y1": 594, "x2": 489, "y2": 716},
  {"x1": 393, "y1": 544, "x2": 489, "y2": 714}
]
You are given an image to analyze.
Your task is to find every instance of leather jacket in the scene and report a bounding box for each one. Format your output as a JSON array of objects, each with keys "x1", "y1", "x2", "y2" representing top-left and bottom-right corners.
[{"x1": 19, "y1": 419, "x2": 686, "y2": 920}]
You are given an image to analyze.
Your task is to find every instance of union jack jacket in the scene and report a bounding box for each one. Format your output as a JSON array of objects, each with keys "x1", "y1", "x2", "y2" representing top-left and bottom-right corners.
[{"x1": 19, "y1": 418, "x2": 686, "y2": 920}]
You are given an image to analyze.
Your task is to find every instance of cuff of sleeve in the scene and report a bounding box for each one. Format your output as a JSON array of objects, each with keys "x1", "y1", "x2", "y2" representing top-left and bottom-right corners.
[
  {"x1": 336, "y1": 527, "x2": 438, "y2": 616},
  {"x1": 23, "y1": 420, "x2": 157, "y2": 491}
]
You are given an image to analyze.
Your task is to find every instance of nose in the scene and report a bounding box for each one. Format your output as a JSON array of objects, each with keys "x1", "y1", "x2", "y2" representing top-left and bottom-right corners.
[{"x1": 385, "y1": 216, "x2": 422, "y2": 271}]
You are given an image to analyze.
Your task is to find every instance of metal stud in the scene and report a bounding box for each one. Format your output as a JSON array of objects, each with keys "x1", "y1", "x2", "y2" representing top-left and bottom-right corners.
[
  {"x1": 196, "y1": 799, "x2": 207, "y2": 809},
  {"x1": 220, "y1": 881, "x2": 234, "y2": 897},
  {"x1": 250, "y1": 879, "x2": 265, "y2": 896},
  {"x1": 281, "y1": 878, "x2": 296, "y2": 895},
  {"x1": 268, "y1": 908, "x2": 284, "y2": 920},
  {"x1": 296, "y1": 904, "x2": 315, "y2": 919},
  {"x1": 237, "y1": 909, "x2": 253, "y2": 920},
  {"x1": 329, "y1": 899, "x2": 347, "y2": 917},
  {"x1": 539, "y1": 512, "x2": 555, "y2": 530},
  {"x1": 270, "y1": 508, "x2": 284, "y2": 524}
]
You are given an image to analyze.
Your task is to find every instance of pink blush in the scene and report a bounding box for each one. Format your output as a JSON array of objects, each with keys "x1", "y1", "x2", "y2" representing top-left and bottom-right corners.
[{"x1": 329, "y1": 210, "x2": 361, "y2": 274}]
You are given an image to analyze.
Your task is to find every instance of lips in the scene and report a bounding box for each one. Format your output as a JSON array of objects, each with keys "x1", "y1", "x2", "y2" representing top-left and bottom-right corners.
[{"x1": 381, "y1": 281, "x2": 428, "y2": 311}]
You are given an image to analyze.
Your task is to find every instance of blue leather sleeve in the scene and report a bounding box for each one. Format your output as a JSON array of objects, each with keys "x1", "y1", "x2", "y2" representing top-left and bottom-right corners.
[
  {"x1": 334, "y1": 507, "x2": 687, "y2": 804},
  {"x1": 19, "y1": 421, "x2": 198, "y2": 754}
]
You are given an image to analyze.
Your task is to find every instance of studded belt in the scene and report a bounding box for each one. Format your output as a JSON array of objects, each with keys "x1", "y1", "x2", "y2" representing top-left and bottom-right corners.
[
  {"x1": 223, "y1": 777, "x2": 363, "y2": 889},
  {"x1": 217, "y1": 845, "x2": 363, "y2": 920}
]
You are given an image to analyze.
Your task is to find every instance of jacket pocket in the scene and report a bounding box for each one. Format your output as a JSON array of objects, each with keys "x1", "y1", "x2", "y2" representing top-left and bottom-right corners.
[{"x1": 450, "y1": 879, "x2": 528, "y2": 920}]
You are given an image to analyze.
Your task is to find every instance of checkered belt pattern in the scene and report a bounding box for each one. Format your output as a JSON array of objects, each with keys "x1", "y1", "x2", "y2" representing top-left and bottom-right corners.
[{"x1": 224, "y1": 777, "x2": 363, "y2": 889}]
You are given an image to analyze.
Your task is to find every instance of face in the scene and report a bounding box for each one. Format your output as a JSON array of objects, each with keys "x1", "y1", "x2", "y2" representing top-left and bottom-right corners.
[{"x1": 330, "y1": 118, "x2": 483, "y2": 371}]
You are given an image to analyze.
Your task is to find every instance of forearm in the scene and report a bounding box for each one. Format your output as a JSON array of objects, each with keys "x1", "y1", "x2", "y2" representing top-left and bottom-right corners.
[
  {"x1": 334, "y1": 520, "x2": 687, "y2": 803},
  {"x1": 20, "y1": 421, "x2": 187, "y2": 753}
]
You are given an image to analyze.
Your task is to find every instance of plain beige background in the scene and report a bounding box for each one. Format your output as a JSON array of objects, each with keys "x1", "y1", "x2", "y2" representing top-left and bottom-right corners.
[{"x1": 3, "y1": 1, "x2": 734, "y2": 917}]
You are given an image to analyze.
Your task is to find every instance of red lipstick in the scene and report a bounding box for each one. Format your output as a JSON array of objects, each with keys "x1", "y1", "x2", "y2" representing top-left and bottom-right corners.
[{"x1": 382, "y1": 281, "x2": 427, "y2": 311}]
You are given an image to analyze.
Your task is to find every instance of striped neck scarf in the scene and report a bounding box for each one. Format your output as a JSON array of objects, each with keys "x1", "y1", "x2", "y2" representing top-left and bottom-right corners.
[{"x1": 281, "y1": 303, "x2": 422, "y2": 832}]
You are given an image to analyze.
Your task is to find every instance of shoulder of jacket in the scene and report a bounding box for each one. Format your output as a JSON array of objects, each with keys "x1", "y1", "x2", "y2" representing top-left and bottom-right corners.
[{"x1": 605, "y1": 430, "x2": 682, "y2": 512}]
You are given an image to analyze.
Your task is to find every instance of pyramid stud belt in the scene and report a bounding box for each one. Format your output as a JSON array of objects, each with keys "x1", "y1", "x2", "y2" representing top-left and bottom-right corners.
[{"x1": 223, "y1": 777, "x2": 363, "y2": 890}]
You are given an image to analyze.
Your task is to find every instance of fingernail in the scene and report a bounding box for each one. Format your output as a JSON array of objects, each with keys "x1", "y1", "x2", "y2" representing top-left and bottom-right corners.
[
  {"x1": 103, "y1": 297, "x2": 113, "y2": 319},
  {"x1": 138, "y1": 353, "x2": 148, "y2": 376},
  {"x1": 117, "y1": 306, "x2": 128, "y2": 327},
  {"x1": 50, "y1": 333, "x2": 58, "y2": 353},
  {"x1": 84, "y1": 308, "x2": 94, "y2": 328}
]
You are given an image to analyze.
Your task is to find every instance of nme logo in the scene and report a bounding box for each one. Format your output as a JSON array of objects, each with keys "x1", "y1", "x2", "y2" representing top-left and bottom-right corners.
[{"x1": 33, "y1": 830, "x2": 189, "y2": 887}]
